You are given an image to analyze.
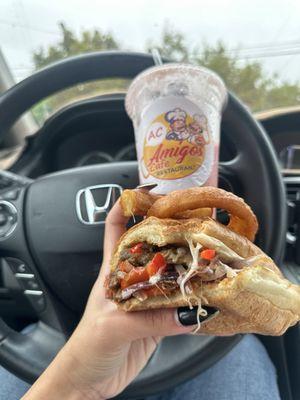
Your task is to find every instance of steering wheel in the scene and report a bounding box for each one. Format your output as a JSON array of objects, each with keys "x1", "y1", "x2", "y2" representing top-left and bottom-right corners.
[{"x1": 0, "y1": 52, "x2": 286, "y2": 398}]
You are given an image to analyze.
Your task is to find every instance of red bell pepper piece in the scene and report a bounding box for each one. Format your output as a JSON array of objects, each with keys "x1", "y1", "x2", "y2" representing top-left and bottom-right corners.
[
  {"x1": 147, "y1": 253, "x2": 167, "y2": 276},
  {"x1": 129, "y1": 242, "x2": 144, "y2": 254},
  {"x1": 119, "y1": 260, "x2": 134, "y2": 273},
  {"x1": 200, "y1": 249, "x2": 216, "y2": 260},
  {"x1": 120, "y1": 267, "x2": 149, "y2": 289}
]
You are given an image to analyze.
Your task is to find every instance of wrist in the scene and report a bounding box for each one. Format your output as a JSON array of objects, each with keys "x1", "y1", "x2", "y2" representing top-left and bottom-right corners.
[
  {"x1": 22, "y1": 373, "x2": 86, "y2": 400},
  {"x1": 22, "y1": 344, "x2": 103, "y2": 400}
]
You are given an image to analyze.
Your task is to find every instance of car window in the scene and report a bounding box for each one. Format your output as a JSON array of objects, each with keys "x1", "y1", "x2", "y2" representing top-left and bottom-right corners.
[
  {"x1": 31, "y1": 79, "x2": 130, "y2": 126},
  {"x1": 1, "y1": 0, "x2": 300, "y2": 128}
]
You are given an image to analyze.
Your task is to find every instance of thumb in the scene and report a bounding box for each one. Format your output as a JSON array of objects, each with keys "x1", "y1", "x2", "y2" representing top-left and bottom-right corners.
[{"x1": 121, "y1": 308, "x2": 196, "y2": 340}]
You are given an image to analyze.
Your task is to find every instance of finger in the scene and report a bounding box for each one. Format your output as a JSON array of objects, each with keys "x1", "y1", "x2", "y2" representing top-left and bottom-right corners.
[
  {"x1": 101, "y1": 200, "x2": 128, "y2": 275},
  {"x1": 109, "y1": 308, "x2": 196, "y2": 341}
]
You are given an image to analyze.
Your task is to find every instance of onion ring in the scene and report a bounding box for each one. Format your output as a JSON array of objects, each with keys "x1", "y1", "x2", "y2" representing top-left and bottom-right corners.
[
  {"x1": 120, "y1": 189, "x2": 161, "y2": 217},
  {"x1": 174, "y1": 208, "x2": 213, "y2": 219},
  {"x1": 147, "y1": 187, "x2": 258, "y2": 241},
  {"x1": 120, "y1": 189, "x2": 212, "y2": 219}
]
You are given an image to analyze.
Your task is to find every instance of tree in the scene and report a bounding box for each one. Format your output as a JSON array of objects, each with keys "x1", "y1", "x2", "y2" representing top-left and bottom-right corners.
[
  {"x1": 193, "y1": 42, "x2": 270, "y2": 110},
  {"x1": 265, "y1": 83, "x2": 300, "y2": 110},
  {"x1": 32, "y1": 22, "x2": 126, "y2": 123},
  {"x1": 32, "y1": 22, "x2": 300, "y2": 123},
  {"x1": 146, "y1": 23, "x2": 189, "y2": 62},
  {"x1": 150, "y1": 28, "x2": 300, "y2": 112},
  {"x1": 193, "y1": 42, "x2": 300, "y2": 111},
  {"x1": 33, "y1": 22, "x2": 120, "y2": 68}
]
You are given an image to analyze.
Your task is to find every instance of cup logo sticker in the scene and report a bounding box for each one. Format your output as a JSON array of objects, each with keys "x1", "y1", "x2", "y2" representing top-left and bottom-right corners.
[{"x1": 143, "y1": 107, "x2": 211, "y2": 180}]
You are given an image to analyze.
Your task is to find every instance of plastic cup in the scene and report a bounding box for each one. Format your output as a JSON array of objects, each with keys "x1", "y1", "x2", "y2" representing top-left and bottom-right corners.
[{"x1": 125, "y1": 63, "x2": 227, "y2": 193}]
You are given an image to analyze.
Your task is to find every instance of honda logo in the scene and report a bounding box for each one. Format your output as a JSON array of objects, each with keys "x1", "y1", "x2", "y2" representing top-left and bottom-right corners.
[{"x1": 76, "y1": 184, "x2": 123, "y2": 225}]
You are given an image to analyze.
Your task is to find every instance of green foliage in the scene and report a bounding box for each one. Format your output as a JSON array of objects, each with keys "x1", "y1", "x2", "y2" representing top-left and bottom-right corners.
[
  {"x1": 32, "y1": 22, "x2": 300, "y2": 123},
  {"x1": 150, "y1": 32, "x2": 300, "y2": 112},
  {"x1": 30, "y1": 79, "x2": 130, "y2": 124},
  {"x1": 33, "y1": 22, "x2": 119, "y2": 69},
  {"x1": 193, "y1": 42, "x2": 273, "y2": 111},
  {"x1": 32, "y1": 23, "x2": 124, "y2": 121},
  {"x1": 195, "y1": 43, "x2": 300, "y2": 111},
  {"x1": 265, "y1": 83, "x2": 300, "y2": 110},
  {"x1": 146, "y1": 24, "x2": 189, "y2": 62}
]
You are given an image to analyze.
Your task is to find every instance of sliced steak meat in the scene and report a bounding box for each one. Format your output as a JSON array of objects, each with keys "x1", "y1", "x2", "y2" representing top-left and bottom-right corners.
[
  {"x1": 107, "y1": 243, "x2": 244, "y2": 302},
  {"x1": 118, "y1": 271, "x2": 179, "y2": 301},
  {"x1": 119, "y1": 243, "x2": 156, "y2": 266},
  {"x1": 108, "y1": 272, "x2": 120, "y2": 289},
  {"x1": 161, "y1": 246, "x2": 192, "y2": 265}
]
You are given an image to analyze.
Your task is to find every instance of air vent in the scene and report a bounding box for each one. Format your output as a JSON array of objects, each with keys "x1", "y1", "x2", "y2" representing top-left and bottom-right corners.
[
  {"x1": 284, "y1": 177, "x2": 300, "y2": 264},
  {"x1": 285, "y1": 178, "x2": 300, "y2": 202}
]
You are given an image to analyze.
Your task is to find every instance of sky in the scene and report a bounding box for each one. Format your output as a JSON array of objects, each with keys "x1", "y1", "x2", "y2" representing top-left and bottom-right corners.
[{"x1": 1, "y1": 0, "x2": 300, "y2": 83}]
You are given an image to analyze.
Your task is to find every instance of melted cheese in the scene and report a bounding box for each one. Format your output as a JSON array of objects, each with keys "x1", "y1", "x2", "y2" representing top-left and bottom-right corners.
[
  {"x1": 130, "y1": 211, "x2": 136, "y2": 223},
  {"x1": 192, "y1": 233, "x2": 243, "y2": 261},
  {"x1": 154, "y1": 283, "x2": 172, "y2": 302},
  {"x1": 263, "y1": 266, "x2": 276, "y2": 274},
  {"x1": 194, "y1": 297, "x2": 208, "y2": 334},
  {"x1": 177, "y1": 238, "x2": 209, "y2": 333},
  {"x1": 179, "y1": 238, "x2": 202, "y2": 306},
  {"x1": 217, "y1": 261, "x2": 243, "y2": 279},
  {"x1": 149, "y1": 236, "x2": 244, "y2": 333},
  {"x1": 222, "y1": 264, "x2": 238, "y2": 278},
  {"x1": 149, "y1": 274, "x2": 162, "y2": 285}
]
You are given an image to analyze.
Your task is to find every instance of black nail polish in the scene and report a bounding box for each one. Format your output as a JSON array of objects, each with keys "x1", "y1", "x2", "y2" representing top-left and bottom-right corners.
[{"x1": 177, "y1": 306, "x2": 219, "y2": 326}]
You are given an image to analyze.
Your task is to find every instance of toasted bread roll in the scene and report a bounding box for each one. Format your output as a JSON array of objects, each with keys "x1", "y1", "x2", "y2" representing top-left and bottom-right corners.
[{"x1": 108, "y1": 217, "x2": 300, "y2": 336}]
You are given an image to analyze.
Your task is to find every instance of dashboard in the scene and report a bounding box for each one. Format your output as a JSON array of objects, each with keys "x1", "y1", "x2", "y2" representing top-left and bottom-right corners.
[
  {"x1": 11, "y1": 96, "x2": 236, "y2": 176},
  {"x1": 50, "y1": 120, "x2": 236, "y2": 173},
  {"x1": 56, "y1": 138, "x2": 137, "y2": 169},
  {"x1": 8, "y1": 95, "x2": 300, "y2": 178},
  {"x1": 46, "y1": 108, "x2": 135, "y2": 172},
  {"x1": 258, "y1": 110, "x2": 300, "y2": 175},
  {"x1": 24, "y1": 97, "x2": 299, "y2": 299},
  {"x1": 53, "y1": 136, "x2": 235, "y2": 171},
  {"x1": 9, "y1": 95, "x2": 299, "y2": 268}
]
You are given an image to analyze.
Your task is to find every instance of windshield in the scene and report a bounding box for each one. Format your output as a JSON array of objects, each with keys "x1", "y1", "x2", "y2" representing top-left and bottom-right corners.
[{"x1": 1, "y1": 0, "x2": 300, "y2": 126}]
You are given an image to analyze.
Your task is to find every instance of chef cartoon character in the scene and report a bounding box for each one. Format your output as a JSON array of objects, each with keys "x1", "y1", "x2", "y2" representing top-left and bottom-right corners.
[
  {"x1": 187, "y1": 114, "x2": 210, "y2": 146},
  {"x1": 165, "y1": 108, "x2": 190, "y2": 141}
]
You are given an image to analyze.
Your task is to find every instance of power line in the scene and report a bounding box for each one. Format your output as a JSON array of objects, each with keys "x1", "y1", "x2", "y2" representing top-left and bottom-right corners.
[
  {"x1": 0, "y1": 18, "x2": 59, "y2": 35},
  {"x1": 195, "y1": 43, "x2": 300, "y2": 60},
  {"x1": 236, "y1": 48, "x2": 300, "y2": 60},
  {"x1": 220, "y1": 39, "x2": 300, "y2": 60},
  {"x1": 228, "y1": 40, "x2": 300, "y2": 54}
]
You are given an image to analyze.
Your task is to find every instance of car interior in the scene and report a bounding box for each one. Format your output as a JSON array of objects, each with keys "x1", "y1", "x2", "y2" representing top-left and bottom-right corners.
[{"x1": 0, "y1": 48, "x2": 300, "y2": 399}]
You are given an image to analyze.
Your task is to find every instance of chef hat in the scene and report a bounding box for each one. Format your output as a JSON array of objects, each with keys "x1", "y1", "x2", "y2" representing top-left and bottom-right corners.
[
  {"x1": 165, "y1": 108, "x2": 187, "y2": 123},
  {"x1": 193, "y1": 114, "x2": 207, "y2": 125}
]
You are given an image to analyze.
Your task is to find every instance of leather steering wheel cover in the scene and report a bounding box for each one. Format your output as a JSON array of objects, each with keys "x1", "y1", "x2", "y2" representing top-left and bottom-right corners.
[
  {"x1": 0, "y1": 52, "x2": 286, "y2": 396},
  {"x1": 0, "y1": 52, "x2": 156, "y2": 139},
  {"x1": 222, "y1": 93, "x2": 286, "y2": 261}
]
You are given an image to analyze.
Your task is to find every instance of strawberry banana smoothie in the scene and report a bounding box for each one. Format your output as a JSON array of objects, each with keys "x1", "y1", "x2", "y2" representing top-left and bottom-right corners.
[
  {"x1": 205, "y1": 144, "x2": 220, "y2": 187},
  {"x1": 125, "y1": 64, "x2": 227, "y2": 193}
]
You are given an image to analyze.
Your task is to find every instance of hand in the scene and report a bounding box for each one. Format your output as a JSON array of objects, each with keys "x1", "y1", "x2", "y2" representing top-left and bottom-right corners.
[{"x1": 23, "y1": 201, "x2": 195, "y2": 400}]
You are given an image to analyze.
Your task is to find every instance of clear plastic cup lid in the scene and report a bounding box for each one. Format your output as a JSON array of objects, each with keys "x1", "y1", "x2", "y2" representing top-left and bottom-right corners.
[{"x1": 125, "y1": 63, "x2": 228, "y2": 121}]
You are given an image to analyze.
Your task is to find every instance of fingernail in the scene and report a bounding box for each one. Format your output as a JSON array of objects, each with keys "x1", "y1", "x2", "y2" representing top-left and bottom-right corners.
[
  {"x1": 176, "y1": 306, "x2": 219, "y2": 326},
  {"x1": 136, "y1": 183, "x2": 158, "y2": 191}
]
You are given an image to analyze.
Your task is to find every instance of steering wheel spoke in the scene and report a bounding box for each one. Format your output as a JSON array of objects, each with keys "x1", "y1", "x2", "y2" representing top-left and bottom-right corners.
[
  {"x1": 0, "y1": 321, "x2": 65, "y2": 383},
  {"x1": 219, "y1": 155, "x2": 243, "y2": 193}
]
